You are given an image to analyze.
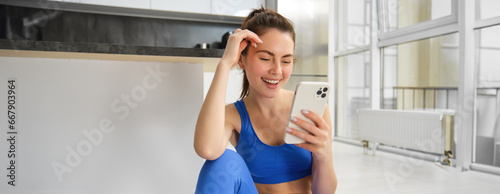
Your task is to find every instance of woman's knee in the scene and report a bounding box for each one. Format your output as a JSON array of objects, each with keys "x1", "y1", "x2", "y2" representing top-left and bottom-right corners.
[
  {"x1": 199, "y1": 149, "x2": 247, "y2": 180},
  {"x1": 195, "y1": 149, "x2": 256, "y2": 194}
]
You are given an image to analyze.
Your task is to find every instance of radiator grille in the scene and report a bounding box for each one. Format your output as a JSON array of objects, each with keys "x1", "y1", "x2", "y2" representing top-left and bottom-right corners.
[{"x1": 359, "y1": 109, "x2": 445, "y2": 154}]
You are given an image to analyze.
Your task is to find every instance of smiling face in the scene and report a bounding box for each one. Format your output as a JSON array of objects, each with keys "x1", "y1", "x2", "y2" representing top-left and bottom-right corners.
[{"x1": 239, "y1": 28, "x2": 294, "y2": 98}]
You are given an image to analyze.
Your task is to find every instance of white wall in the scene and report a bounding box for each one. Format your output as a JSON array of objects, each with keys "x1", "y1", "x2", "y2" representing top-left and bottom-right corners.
[{"x1": 203, "y1": 68, "x2": 244, "y2": 104}]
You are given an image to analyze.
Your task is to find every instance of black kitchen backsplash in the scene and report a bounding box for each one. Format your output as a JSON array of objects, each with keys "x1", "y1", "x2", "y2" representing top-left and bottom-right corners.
[{"x1": 1, "y1": 4, "x2": 240, "y2": 49}]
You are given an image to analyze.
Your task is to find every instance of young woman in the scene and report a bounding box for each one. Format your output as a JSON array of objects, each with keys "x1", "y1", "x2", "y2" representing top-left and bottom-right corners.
[{"x1": 194, "y1": 7, "x2": 337, "y2": 194}]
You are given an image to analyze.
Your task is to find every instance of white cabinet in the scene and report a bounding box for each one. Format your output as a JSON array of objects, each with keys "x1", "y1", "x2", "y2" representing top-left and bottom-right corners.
[
  {"x1": 152, "y1": 0, "x2": 263, "y2": 16},
  {"x1": 0, "y1": 56, "x2": 204, "y2": 193},
  {"x1": 211, "y1": 0, "x2": 263, "y2": 16},
  {"x1": 49, "y1": 0, "x2": 265, "y2": 18},
  {"x1": 80, "y1": 0, "x2": 150, "y2": 10},
  {"x1": 47, "y1": 0, "x2": 80, "y2": 2},
  {"x1": 151, "y1": 0, "x2": 211, "y2": 14}
]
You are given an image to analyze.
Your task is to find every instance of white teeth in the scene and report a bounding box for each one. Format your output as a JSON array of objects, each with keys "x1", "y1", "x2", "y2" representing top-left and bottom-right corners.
[{"x1": 262, "y1": 78, "x2": 280, "y2": 84}]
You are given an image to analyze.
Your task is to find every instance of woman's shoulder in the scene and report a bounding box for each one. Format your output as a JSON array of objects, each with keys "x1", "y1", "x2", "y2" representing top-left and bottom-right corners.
[{"x1": 225, "y1": 102, "x2": 238, "y2": 114}]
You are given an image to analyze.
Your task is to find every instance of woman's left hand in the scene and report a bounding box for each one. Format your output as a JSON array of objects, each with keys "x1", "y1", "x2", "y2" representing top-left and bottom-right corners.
[{"x1": 286, "y1": 109, "x2": 332, "y2": 160}]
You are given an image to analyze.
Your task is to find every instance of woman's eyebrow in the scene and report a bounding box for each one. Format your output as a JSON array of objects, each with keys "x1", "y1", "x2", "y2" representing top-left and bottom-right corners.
[
  {"x1": 256, "y1": 50, "x2": 293, "y2": 58},
  {"x1": 256, "y1": 50, "x2": 275, "y2": 56}
]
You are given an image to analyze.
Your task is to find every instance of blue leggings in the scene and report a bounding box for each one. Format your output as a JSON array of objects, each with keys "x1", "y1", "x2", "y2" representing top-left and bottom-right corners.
[{"x1": 195, "y1": 149, "x2": 258, "y2": 194}]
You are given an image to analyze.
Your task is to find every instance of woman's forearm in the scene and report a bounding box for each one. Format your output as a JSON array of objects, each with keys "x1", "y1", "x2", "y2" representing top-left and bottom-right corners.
[
  {"x1": 194, "y1": 63, "x2": 233, "y2": 160},
  {"x1": 311, "y1": 151, "x2": 337, "y2": 194}
]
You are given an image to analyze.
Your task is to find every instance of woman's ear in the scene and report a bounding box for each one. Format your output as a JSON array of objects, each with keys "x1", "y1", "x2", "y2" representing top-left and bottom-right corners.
[{"x1": 238, "y1": 54, "x2": 245, "y2": 69}]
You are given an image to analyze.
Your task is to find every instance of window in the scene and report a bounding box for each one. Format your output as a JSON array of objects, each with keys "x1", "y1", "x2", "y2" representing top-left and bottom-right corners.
[
  {"x1": 333, "y1": 0, "x2": 500, "y2": 175},
  {"x1": 475, "y1": 24, "x2": 500, "y2": 167},
  {"x1": 476, "y1": 0, "x2": 500, "y2": 20},
  {"x1": 381, "y1": 45, "x2": 397, "y2": 109},
  {"x1": 382, "y1": 33, "x2": 459, "y2": 110},
  {"x1": 336, "y1": 0, "x2": 371, "y2": 51},
  {"x1": 334, "y1": 0, "x2": 371, "y2": 139},
  {"x1": 380, "y1": 0, "x2": 453, "y2": 32},
  {"x1": 335, "y1": 52, "x2": 371, "y2": 139},
  {"x1": 378, "y1": 0, "x2": 457, "y2": 42}
]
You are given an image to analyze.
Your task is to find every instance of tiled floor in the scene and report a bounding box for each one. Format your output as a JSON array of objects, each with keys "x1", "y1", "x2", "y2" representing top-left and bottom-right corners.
[{"x1": 332, "y1": 141, "x2": 500, "y2": 194}]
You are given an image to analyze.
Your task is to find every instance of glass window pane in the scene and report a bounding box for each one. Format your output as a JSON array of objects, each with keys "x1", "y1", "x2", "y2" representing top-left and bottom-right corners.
[
  {"x1": 382, "y1": 46, "x2": 398, "y2": 109},
  {"x1": 335, "y1": 51, "x2": 371, "y2": 139},
  {"x1": 336, "y1": 0, "x2": 371, "y2": 51},
  {"x1": 382, "y1": 0, "x2": 452, "y2": 32},
  {"x1": 475, "y1": 25, "x2": 500, "y2": 167},
  {"x1": 477, "y1": 0, "x2": 500, "y2": 20},
  {"x1": 381, "y1": 33, "x2": 459, "y2": 110}
]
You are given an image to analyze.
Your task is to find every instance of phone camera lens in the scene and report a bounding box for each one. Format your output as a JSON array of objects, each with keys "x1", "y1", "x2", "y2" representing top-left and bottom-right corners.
[
  {"x1": 316, "y1": 90, "x2": 322, "y2": 95},
  {"x1": 323, "y1": 87, "x2": 328, "y2": 92},
  {"x1": 321, "y1": 93, "x2": 326, "y2": 98}
]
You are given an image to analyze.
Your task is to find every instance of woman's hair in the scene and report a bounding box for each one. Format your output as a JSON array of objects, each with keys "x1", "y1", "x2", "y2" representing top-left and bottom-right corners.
[{"x1": 239, "y1": 7, "x2": 295, "y2": 100}]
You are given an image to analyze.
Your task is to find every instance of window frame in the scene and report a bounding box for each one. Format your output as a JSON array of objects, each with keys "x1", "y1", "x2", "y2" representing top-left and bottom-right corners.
[
  {"x1": 333, "y1": 0, "x2": 500, "y2": 176},
  {"x1": 334, "y1": 0, "x2": 372, "y2": 56},
  {"x1": 469, "y1": 9, "x2": 500, "y2": 174},
  {"x1": 333, "y1": 0, "x2": 374, "y2": 140},
  {"x1": 377, "y1": 0, "x2": 459, "y2": 47}
]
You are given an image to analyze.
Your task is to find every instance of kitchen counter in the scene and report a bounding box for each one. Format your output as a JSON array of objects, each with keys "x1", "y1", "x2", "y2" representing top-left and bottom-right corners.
[
  {"x1": 0, "y1": 39, "x2": 224, "y2": 72},
  {"x1": 0, "y1": 39, "x2": 224, "y2": 58}
]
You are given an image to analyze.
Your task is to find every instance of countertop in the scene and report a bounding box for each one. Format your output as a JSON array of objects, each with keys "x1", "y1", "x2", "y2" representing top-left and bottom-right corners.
[
  {"x1": 0, "y1": 39, "x2": 225, "y2": 58},
  {"x1": 0, "y1": 39, "x2": 224, "y2": 72}
]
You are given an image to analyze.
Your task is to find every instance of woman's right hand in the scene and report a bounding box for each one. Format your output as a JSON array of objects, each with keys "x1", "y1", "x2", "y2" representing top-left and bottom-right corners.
[{"x1": 220, "y1": 29, "x2": 263, "y2": 68}]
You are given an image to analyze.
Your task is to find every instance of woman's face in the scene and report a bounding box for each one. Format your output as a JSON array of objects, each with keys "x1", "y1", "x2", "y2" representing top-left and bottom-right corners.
[{"x1": 240, "y1": 28, "x2": 294, "y2": 98}]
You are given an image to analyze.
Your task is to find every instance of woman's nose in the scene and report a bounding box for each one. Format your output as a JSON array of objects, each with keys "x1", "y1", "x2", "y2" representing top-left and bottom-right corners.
[{"x1": 269, "y1": 62, "x2": 282, "y2": 75}]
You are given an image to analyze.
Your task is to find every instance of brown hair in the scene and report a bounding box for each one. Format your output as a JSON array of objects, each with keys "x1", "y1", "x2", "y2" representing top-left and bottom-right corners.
[{"x1": 239, "y1": 7, "x2": 296, "y2": 100}]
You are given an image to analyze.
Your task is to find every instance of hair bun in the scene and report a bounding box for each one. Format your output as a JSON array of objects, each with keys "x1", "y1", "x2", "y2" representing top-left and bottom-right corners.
[{"x1": 243, "y1": 6, "x2": 267, "y2": 23}]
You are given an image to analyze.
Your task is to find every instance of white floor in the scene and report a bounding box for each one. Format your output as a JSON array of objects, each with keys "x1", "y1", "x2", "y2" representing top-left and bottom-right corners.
[{"x1": 332, "y1": 141, "x2": 500, "y2": 194}]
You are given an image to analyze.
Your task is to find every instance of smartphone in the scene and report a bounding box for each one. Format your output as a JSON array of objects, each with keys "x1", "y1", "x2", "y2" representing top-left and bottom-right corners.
[{"x1": 284, "y1": 82, "x2": 330, "y2": 144}]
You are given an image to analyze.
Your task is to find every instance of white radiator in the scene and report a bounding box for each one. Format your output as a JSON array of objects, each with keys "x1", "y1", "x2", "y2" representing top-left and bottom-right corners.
[{"x1": 358, "y1": 109, "x2": 446, "y2": 155}]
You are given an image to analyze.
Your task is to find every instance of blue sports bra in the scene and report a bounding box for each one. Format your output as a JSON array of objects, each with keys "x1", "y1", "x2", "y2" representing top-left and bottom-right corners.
[{"x1": 233, "y1": 100, "x2": 312, "y2": 184}]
